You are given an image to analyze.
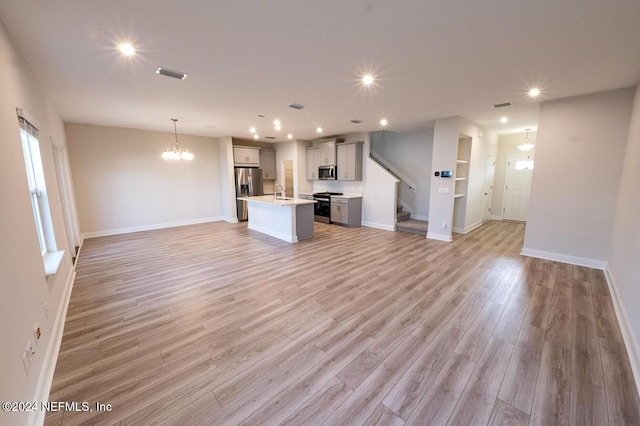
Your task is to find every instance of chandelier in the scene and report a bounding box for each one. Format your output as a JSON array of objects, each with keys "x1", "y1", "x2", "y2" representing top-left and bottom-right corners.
[
  {"x1": 517, "y1": 128, "x2": 535, "y2": 152},
  {"x1": 162, "y1": 119, "x2": 194, "y2": 160}
]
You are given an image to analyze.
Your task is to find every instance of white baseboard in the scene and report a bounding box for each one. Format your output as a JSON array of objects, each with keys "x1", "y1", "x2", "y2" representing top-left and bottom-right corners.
[
  {"x1": 426, "y1": 231, "x2": 452, "y2": 242},
  {"x1": 603, "y1": 265, "x2": 640, "y2": 399},
  {"x1": 223, "y1": 216, "x2": 239, "y2": 223},
  {"x1": 362, "y1": 221, "x2": 395, "y2": 232},
  {"x1": 82, "y1": 217, "x2": 223, "y2": 239},
  {"x1": 29, "y1": 269, "x2": 76, "y2": 426},
  {"x1": 411, "y1": 214, "x2": 429, "y2": 221},
  {"x1": 452, "y1": 220, "x2": 483, "y2": 235},
  {"x1": 520, "y1": 248, "x2": 606, "y2": 269},
  {"x1": 490, "y1": 214, "x2": 503, "y2": 220}
]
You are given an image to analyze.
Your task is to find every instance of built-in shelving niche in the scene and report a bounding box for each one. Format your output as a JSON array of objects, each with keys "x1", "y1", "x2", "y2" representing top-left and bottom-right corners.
[{"x1": 453, "y1": 137, "x2": 471, "y2": 234}]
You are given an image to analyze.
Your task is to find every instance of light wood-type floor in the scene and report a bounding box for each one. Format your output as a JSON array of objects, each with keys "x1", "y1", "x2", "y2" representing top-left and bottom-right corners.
[{"x1": 45, "y1": 220, "x2": 640, "y2": 425}]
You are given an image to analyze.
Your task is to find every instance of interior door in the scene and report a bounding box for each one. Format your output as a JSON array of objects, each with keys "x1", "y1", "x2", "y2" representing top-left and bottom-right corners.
[
  {"x1": 482, "y1": 155, "x2": 496, "y2": 222},
  {"x1": 503, "y1": 154, "x2": 534, "y2": 221}
]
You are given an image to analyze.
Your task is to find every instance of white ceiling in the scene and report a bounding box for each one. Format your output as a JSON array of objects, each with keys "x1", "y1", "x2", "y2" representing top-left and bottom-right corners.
[{"x1": 1, "y1": 0, "x2": 639, "y2": 141}]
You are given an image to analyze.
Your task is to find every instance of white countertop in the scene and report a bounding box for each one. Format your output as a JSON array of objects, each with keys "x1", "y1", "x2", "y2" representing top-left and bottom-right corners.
[
  {"x1": 299, "y1": 192, "x2": 363, "y2": 199},
  {"x1": 238, "y1": 195, "x2": 316, "y2": 206},
  {"x1": 332, "y1": 193, "x2": 363, "y2": 199}
]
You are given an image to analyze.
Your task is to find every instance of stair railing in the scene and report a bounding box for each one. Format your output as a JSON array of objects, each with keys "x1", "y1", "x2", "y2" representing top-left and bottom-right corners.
[{"x1": 369, "y1": 151, "x2": 417, "y2": 192}]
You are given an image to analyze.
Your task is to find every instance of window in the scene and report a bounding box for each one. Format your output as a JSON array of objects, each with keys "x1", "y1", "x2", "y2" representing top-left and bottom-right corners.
[
  {"x1": 18, "y1": 110, "x2": 63, "y2": 275},
  {"x1": 515, "y1": 160, "x2": 534, "y2": 171}
]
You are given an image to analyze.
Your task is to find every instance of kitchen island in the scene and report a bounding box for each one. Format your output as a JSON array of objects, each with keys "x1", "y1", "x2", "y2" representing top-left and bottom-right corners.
[{"x1": 237, "y1": 195, "x2": 316, "y2": 243}]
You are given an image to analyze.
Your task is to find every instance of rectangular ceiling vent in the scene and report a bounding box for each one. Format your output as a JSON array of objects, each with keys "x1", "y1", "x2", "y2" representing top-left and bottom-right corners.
[
  {"x1": 493, "y1": 102, "x2": 512, "y2": 109},
  {"x1": 350, "y1": 119, "x2": 363, "y2": 124},
  {"x1": 289, "y1": 103, "x2": 304, "y2": 110},
  {"x1": 155, "y1": 67, "x2": 188, "y2": 80},
  {"x1": 265, "y1": 136, "x2": 276, "y2": 140}
]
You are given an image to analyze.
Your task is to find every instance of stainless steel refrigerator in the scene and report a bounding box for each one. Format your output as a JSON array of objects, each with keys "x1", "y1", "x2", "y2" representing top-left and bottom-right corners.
[{"x1": 235, "y1": 167, "x2": 264, "y2": 221}]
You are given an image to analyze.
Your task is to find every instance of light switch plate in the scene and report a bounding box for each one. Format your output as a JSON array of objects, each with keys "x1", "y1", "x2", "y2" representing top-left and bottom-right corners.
[{"x1": 438, "y1": 187, "x2": 449, "y2": 194}]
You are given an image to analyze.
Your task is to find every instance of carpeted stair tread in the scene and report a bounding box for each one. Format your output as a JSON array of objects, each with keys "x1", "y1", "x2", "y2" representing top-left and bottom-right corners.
[{"x1": 396, "y1": 219, "x2": 429, "y2": 236}]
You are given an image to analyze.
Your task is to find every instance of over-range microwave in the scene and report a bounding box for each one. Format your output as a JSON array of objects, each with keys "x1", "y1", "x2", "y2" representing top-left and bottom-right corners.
[{"x1": 318, "y1": 165, "x2": 337, "y2": 180}]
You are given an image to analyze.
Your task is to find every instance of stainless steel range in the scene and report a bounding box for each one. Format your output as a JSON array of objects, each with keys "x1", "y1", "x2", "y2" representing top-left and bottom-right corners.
[{"x1": 312, "y1": 192, "x2": 343, "y2": 223}]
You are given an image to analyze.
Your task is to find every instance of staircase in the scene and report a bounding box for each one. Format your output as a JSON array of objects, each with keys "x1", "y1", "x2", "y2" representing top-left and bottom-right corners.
[{"x1": 396, "y1": 204, "x2": 428, "y2": 236}]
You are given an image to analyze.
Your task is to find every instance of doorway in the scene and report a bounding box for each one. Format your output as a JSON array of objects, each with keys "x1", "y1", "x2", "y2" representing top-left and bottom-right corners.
[
  {"x1": 503, "y1": 154, "x2": 534, "y2": 221},
  {"x1": 482, "y1": 155, "x2": 496, "y2": 222},
  {"x1": 283, "y1": 160, "x2": 294, "y2": 197}
]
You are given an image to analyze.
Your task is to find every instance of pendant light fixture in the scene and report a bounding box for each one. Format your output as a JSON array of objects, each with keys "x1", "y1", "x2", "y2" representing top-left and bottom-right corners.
[
  {"x1": 162, "y1": 119, "x2": 194, "y2": 160},
  {"x1": 517, "y1": 128, "x2": 535, "y2": 152}
]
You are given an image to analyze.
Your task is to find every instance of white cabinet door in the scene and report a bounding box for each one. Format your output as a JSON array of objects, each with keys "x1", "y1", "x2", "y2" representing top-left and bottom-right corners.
[
  {"x1": 260, "y1": 150, "x2": 276, "y2": 180},
  {"x1": 306, "y1": 147, "x2": 319, "y2": 180},
  {"x1": 318, "y1": 141, "x2": 336, "y2": 165},
  {"x1": 234, "y1": 146, "x2": 260, "y2": 166}
]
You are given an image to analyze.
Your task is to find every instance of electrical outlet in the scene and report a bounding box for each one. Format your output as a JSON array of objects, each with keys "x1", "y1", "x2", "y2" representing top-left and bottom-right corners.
[
  {"x1": 22, "y1": 351, "x2": 30, "y2": 375},
  {"x1": 26, "y1": 341, "x2": 35, "y2": 362},
  {"x1": 33, "y1": 324, "x2": 41, "y2": 345},
  {"x1": 44, "y1": 302, "x2": 50, "y2": 319},
  {"x1": 442, "y1": 221, "x2": 447, "y2": 229}
]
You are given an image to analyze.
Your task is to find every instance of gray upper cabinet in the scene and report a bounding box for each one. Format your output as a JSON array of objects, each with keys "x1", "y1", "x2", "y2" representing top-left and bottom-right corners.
[
  {"x1": 318, "y1": 140, "x2": 336, "y2": 166},
  {"x1": 260, "y1": 149, "x2": 276, "y2": 180},
  {"x1": 306, "y1": 147, "x2": 319, "y2": 180},
  {"x1": 233, "y1": 146, "x2": 260, "y2": 167},
  {"x1": 337, "y1": 141, "x2": 363, "y2": 181}
]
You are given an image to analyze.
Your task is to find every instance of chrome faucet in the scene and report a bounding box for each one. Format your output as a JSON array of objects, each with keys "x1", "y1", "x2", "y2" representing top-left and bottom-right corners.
[{"x1": 274, "y1": 184, "x2": 285, "y2": 200}]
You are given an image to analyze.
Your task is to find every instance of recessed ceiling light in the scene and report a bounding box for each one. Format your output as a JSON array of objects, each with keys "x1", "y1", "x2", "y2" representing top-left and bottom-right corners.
[
  {"x1": 274, "y1": 120, "x2": 281, "y2": 131},
  {"x1": 529, "y1": 88, "x2": 541, "y2": 97},
  {"x1": 362, "y1": 74, "x2": 374, "y2": 86},
  {"x1": 380, "y1": 119, "x2": 388, "y2": 126},
  {"x1": 253, "y1": 134, "x2": 259, "y2": 140},
  {"x1": 316, "y1": 127, "x2": 323, "y2": 133},
  {"x1": 249, "y1": 127, "x2": 256, "y2": 134},
  {"x1": 500, "y1": 117, "x2": 508, "y2": 124},
  {"x1": 118, "y1": 43, "x2": 136, "y2": 56},
  {"x1": 287, "y1": 134, "x2": 293, "y2": 140}
]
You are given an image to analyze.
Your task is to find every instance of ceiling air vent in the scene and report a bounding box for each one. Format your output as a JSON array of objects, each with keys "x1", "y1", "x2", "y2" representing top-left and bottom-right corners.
[
  {"x1": 289, "y1": 103, "x2": 304, "y2": 110},
  {"x1": 155, "y1": 67, "x2": 188, "y2": 80},
  {"x1": 265, "y1": 136, "x2": 276, "y2": 140},
  {"x1": 350, "y1": 119, "x2": 363, "y2": 124},
  {"x1": 493, "y1": 102, "x2": 512, "y2": 109}
]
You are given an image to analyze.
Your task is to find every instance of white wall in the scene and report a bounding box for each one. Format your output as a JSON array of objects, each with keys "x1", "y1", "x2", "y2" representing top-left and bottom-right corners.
[
  {"x1": 523, "y1": 88, "x2": 634, "y2": 267},
  {"x1": 427, "y1": 117, "x2": 460, "y2": 241},
  {"x1": 462, "y1": 127, "x2": 498, "y2": 231},
  {"x1": 607, "y1": 83, "x2": 640, "y2": 386},
  {"x1": 66, "y1": 124, "x2": 222, "y2": 236},
  {"x1": 370, "y1": 129, "x2": 433, "y2": 220},
  {"x1": 427, "y1": 117, "x2": 493, "y2": 240},
  {"x1": 0, "y1": 21, "x2": 77, "y2": 426},
  {"x1": 218, "y1": 136, "x2": 237, "y2": 222},
  {"x1": 313, "y1": 132, "x2": 398, "y2": 230},
  {"x1": 491, "y1": 131, "x2": 537, "y2": 219}
]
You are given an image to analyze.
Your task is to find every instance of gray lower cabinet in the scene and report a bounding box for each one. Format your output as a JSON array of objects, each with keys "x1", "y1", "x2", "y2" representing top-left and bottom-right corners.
[{"x1": 330, "y1": 197, "x2": 362, "y2": 227}]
